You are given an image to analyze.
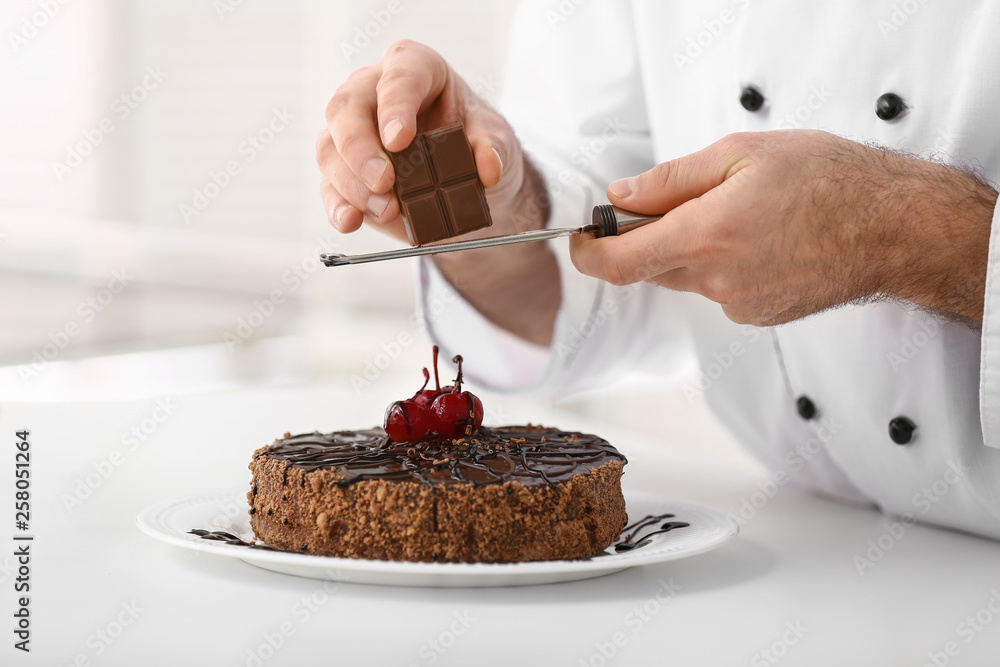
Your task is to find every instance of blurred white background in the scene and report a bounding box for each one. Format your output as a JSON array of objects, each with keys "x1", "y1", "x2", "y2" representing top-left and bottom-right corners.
[
  {"x1": 0, "y1": 0, "x2": 748, "y2": 464},
  {"x1": 0, "y1": 0, "x2": 518, "y2": 367}
]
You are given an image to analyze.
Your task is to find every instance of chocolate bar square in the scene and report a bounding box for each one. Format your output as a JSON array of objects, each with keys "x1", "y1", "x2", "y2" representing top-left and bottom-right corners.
[
  {"x1": 389, "y1": 124, "x2": 492, "y2": 245},
  {"x1": 441, "y1": 180, "x2": 491, "y2": 234}
]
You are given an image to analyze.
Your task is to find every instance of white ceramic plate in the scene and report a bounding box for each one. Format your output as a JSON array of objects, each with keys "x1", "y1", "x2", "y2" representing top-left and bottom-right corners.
[{"x1": 137, "y1": 488, "x2": 738, "y2": 588}]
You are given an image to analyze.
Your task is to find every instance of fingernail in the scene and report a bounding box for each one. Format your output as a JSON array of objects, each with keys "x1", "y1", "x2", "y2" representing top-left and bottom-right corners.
[
  {"x1": 382, "y1": 119, "x2": 403, "y2": 146},
  {"x1": 609, "y1": 177, "x2": 634, "y2": 198},
  {"x1": 490, "y1": 145, "x2": 504, "y2": 175},
  {"x1": 362, "y1": 158, "x2": 388, "y2": 189},
  {"x1": 333, "y1": 203, "x2": 351, "y2": 229},
  {"x1": 368, "y1": 193, "x2": 391, "y2": 219}
]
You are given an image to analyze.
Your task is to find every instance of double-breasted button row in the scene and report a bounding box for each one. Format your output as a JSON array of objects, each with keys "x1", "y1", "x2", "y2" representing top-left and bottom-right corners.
[
  {"x1": 795, "y1": 395, "x2": 916, "y2": 445},
  {"x1": 740, "y1": 86, "x2": 907, "y2": 121}
]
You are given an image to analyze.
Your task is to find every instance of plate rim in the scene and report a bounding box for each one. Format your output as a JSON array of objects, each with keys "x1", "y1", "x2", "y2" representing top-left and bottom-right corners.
[{"x1": 137, "y1": 487, "x2": 739, "y2": 577}]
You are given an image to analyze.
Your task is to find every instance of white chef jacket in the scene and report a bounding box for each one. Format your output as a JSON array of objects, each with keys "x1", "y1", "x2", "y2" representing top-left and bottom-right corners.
[{"x1": 418, "y1": 0, "x2": 1000, "y2": 541}]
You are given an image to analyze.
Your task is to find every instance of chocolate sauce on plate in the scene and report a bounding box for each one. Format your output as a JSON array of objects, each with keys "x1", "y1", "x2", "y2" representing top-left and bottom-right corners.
[
  {"x1": 187, "y1": 529, "x2": 276, "y2": 551},
  {"x1": 612, "y1": 513, "x2": 690, "y2": 552}
]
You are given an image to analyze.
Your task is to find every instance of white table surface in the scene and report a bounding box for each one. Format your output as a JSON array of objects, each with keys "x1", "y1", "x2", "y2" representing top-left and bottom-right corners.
[{"x1": 3, "y1": 379, "x2": 1000, "y2": 667}]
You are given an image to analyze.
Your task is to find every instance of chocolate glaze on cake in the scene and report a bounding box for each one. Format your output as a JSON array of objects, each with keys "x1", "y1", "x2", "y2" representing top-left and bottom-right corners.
[
  {"x1": 260, "y1": 426, "x2": 623, "y2": 487},
  {"x1": 248, "y1": 425, "x2": 627, "y2": 563}
]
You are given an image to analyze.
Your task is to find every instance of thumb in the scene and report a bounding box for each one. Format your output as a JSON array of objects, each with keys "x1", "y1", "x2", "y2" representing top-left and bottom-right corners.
[
  {"x1": 463, "y1": 106, "x2": 522, "y2": 202},
  {"x1": 607, "y1": 136, "x2": 748, "y2": 214},
  {"x1": 467, "y1": 128, "x2": 505, "y2": 189}
]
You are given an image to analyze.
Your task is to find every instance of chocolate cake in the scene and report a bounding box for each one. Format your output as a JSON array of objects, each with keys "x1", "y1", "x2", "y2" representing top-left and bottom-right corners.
[{"x1": 247, "y1": 425, "x2": 627, "y2": 563}]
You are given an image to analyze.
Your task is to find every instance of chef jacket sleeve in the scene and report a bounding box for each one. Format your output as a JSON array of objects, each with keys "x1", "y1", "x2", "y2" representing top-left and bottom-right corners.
[
  {"x1": 417, "y1": 0, "x2": 697, "y2": 396},
  {"x1": 980, "y1": 200, "x2": 1000, "y2": 447}
]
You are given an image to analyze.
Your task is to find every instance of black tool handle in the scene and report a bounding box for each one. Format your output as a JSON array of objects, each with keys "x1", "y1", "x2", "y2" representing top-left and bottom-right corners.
[{"x1": 591, "y1": 205, "x2": 660, "y2": 238}]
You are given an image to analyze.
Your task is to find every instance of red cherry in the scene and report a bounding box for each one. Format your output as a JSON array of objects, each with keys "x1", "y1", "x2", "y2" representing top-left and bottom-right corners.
[
  {"x1": 428, "y1": 355, "x2": 484, "y2": 439},
  {"x1": 429, "y1": 392, "x2": 483, "y2": 439},
  {"x1": 469, "y1": 393, "x2": 484, "y2": 431},
  {"x1": 412, "y1": 390, "x2": 438, "y2": 407},
  {"x1": 383, "y1": 400, "x2": 431, "y2": 442}
]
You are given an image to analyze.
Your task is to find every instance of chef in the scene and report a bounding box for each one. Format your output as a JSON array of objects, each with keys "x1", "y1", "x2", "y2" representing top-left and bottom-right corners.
[{"x1": 316, "y1": 1, "x2": 1000, "y2": 540}]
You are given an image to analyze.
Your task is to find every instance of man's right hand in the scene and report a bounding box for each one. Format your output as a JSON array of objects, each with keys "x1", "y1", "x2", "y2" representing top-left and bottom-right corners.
[
  {"x1": 317, "y1": 39, "x2": 530, "y2": 242},
  {"x1": 317, "y1": 40, "x2": 561, "y2": 347}
]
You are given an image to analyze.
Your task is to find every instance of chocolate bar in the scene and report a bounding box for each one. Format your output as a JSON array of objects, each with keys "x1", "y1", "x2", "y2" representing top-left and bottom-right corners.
[{"x1": 388, "y1": 124, "x2": 492, "y2": 246}]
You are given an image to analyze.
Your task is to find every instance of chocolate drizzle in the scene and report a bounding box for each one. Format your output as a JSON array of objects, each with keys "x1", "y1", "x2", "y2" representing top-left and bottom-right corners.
[
  {"x1": 188, "y1": 529, "x2": 276, "y2": 551},
  {"x1": 258, "y1": 425, "x2": 626, "y2": 488},
  {"x1": 612, "y1": 514, "x2": 690, "y2": 552}
]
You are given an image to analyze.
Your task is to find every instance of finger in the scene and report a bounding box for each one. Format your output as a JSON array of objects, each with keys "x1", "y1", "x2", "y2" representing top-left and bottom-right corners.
[
  {"x1": 320, "y1": 179, "x2": 363, "y2": 233},
  {"x1": 466, "y1": 130, "x2": 507, "y2": 188},
  {"x1": 325, "y1": 66, "x2": 395, "y2": 194},
  {"x1": 570, "y1": 196, "x2": 711, "y2": 285},
  {"x1": 607, "y1": 133, "x2": 754, "y2": 214},
  {"x1": 460, "y1": 82, "x2": 509, "y2": 189},
  {"x1": 375, "y1": 40, "x2": 449, "y2": 152},
  {"x1": 317, "y1": 133, "x2": 401, "y2": 224},
  {"x1": 321, "y1": 173, "x2": 409, "y2": 242}
]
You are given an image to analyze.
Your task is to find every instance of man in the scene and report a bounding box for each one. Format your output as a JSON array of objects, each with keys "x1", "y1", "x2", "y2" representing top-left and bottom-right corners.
[{"x1": 316, "y1": 2, "x2": 1000, "y2": 539}]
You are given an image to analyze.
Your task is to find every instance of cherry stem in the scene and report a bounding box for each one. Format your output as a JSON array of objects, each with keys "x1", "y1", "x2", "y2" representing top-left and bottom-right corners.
[
  {"x1": 411, "y1": 367, "x2": 430, "y2": 399},
  {"x1": 432, "y1": 345, "x2": 441, "y2": 391},
  {"x1": 451, "y1": 355, "x2": 464, "y2": 393}
]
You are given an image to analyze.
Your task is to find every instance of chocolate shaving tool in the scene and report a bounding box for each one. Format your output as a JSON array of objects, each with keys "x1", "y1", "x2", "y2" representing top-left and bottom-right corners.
[{"x1": 321, "y1": 205, "x2": 658, "y2": 267}]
